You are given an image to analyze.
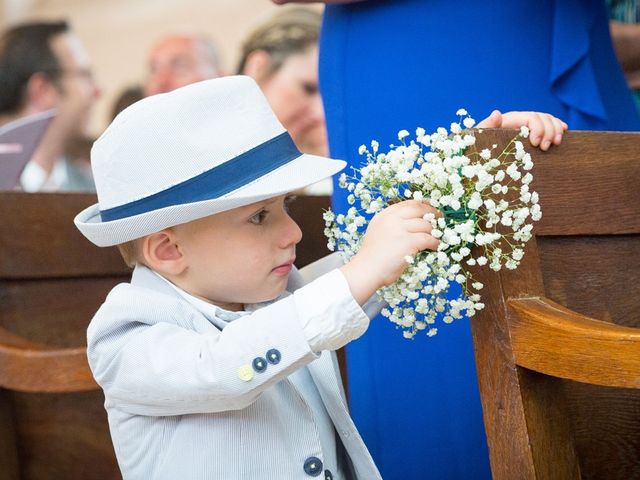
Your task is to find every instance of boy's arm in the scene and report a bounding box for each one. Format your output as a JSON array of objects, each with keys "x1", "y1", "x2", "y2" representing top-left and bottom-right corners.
[
  {"x1": 88, "y1": 269, "x2": 367, "y2": 417},
  {"x1": 89, "y1": 200, "x2": 439, "y2": 417}
]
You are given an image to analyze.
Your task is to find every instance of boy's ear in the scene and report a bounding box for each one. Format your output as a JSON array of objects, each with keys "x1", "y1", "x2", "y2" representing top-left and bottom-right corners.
[
  {"x1": 141, "y1": 229, "x2": 187, "y2": 276},
  {"x1": 242, "y1": 49, "x2": 273, "y2": 83}
]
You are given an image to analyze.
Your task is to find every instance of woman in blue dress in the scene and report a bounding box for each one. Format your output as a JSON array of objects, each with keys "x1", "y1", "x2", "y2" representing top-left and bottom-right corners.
[{"x1": 274, "y1": 1, "x2": 640, "y2": 478}]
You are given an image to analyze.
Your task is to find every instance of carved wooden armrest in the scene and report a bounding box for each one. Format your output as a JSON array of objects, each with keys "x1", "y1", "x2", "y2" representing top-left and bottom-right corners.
[
  {"x1": 0, "y1": 326, "x2": 98, "y2": 393},
  {"x1": 507, "y1": 297, "x2": 640, "y2": 389}
]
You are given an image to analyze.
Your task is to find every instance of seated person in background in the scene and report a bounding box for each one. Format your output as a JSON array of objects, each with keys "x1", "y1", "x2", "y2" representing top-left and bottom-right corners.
[
  {"x1": 0, "y1": 20, "x2": 100, "y2": 192},
  {"x1": 74, "y1": 76, "x2": 566, "y2": 479},
  {"x1": 237, "y1": 8, "x2": 328, "y2": 160},
  {"x1": 110, "y1": 84, "x2": 144, "y2": 120},
  {"x1": 608, "y1": 0, "x2": 640, "y2": 113},
  {"x1": 144, "y1": 33, "x2": 223, "y2": 97}
]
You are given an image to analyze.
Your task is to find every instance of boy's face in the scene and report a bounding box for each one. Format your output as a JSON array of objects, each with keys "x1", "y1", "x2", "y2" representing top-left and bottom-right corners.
[{"x1": 172, "y1": 194, "x2": 302, "y2": 311}]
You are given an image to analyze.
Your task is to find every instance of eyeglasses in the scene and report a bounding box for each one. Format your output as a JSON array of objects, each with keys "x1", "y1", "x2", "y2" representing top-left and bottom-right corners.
[{"x1": 45, "y1": 67, "x2": 95, "y2": 81}]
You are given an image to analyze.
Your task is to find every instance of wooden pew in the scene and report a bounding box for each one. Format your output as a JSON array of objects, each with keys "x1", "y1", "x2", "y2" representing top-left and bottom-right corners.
[
  {"x1": 469, "y1": 130, "x2": 640, "y2": 479},
  {"x1": 0, "y1": 192, "x2": 128, "y2": 480},
  {"x1": 0, "y1": 191, "x2": 332, "y2": 480}
]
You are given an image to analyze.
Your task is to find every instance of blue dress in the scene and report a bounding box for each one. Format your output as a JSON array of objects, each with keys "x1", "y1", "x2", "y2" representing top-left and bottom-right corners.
[{"x1": 319, "y1": 1, "x2": 640, "y2": 479}]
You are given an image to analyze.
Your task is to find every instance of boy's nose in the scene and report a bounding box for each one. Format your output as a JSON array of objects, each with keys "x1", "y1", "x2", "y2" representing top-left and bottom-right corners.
[{"x1": 281, "y1": 214, "x2": 303, "y2": 248}]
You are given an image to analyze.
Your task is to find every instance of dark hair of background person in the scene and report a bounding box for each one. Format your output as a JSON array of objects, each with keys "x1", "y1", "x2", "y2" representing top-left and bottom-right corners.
[
  {"x1": 110, "y1": 84, "x2": 144, "y2": 121},
  {"x1": 0, "y1": 20, "x2": 69, "y2": 115},
  {"x1": 236, "y1": 8, "x2": 320, "y2": 76}
]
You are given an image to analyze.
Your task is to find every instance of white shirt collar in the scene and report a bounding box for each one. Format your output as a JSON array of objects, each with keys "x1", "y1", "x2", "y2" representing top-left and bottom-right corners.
[{"x1": 150, "y1": 269, "x2": 289, "y2": 323}]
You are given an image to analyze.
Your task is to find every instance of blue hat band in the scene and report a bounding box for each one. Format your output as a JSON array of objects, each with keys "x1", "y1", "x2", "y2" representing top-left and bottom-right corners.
[{"x1": 99, "y1": 132, "x2": 301, "y2": 222}]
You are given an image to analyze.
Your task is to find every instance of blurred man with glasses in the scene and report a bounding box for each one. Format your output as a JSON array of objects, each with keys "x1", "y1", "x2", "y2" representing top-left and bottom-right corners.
[{"x1": 0, "y1": 20, "x2": 101, "y2": 191}]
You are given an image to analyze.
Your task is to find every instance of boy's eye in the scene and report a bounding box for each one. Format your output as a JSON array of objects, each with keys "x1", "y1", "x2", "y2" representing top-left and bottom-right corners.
[{"x1": 249, "y1": 210, "x2": 268, "y2": 225}]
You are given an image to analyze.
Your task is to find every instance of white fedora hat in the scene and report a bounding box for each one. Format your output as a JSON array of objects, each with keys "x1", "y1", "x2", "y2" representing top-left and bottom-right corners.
[{"x1": 74, "y1": 76, "x2": 345, "y2": 247}]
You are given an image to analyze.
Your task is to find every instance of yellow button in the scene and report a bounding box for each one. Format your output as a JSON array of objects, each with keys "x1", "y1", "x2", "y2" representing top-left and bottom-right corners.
[{"x1": 238, "y1": 365, "x2": 254, "y2": 382}]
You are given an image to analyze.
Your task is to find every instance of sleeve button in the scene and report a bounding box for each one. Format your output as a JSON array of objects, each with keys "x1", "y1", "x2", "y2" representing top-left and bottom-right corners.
[
  {"x1": 252, "y1": 357, "x2": 267, "y2": 373},
  {"x1": 266, "y1": 348, "x2": 281, "y2": 365},
  {"x1": 237, "y1": 365, "x2": 254, "y2": 381}
]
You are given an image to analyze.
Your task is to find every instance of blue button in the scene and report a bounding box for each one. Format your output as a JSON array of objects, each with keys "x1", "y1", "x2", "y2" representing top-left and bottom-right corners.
[
  {"x1": 324, "y1": 469, "x2": 333, "y2": 480},
  {"x1": 252, "y1": 357, "x2": 267, "y2": 373},
  {"x1": 303, "y1": 456, "x2": 323, "y2": 476},
  {"x1": 266, "y1": 348, "x2": 281, "y2": 365}
]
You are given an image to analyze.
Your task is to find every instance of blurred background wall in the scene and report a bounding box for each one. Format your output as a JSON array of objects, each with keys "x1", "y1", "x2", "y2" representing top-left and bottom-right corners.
[{"x1": 0, "y1": 0, "x2": 322, "y2": 136}]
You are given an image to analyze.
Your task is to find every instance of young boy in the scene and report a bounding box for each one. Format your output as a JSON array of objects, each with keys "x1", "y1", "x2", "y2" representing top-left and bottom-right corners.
[{"x1": 75, "y1": 76, "x2": 566, "y2": 480}]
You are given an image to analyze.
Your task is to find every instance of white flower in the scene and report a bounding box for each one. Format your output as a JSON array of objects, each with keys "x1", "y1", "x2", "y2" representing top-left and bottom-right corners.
[
  {"x1": 467, "y1": 192, "x2": 482, "y2": 210},
  {"x1": 325, "y1": 111, "x2": 537, "y2": 340},
  {"x1": 531, "y1": 203, "x2": 542, "y2": 221},
  {"x1": 456, "y1": 108, "x2": 468, "y2": 116},
  {"x1": 366, "y1": 200, "x2": 382, "y2": 214},
  {"x1": 506, "y1": 163, "x2": 521, "y2": 180},
  {"x1": 530, "y1": 191, "x2": 539, "y2": 204},
  {"x1": 520, "y1": 125, "x2": 530, "y2": 138},
  {"x1": 338, "y1": 173, "x2": 348, "y2": 188},
  {"x1": 358, "y1": 144, "x2": 367, "y2": 155}
]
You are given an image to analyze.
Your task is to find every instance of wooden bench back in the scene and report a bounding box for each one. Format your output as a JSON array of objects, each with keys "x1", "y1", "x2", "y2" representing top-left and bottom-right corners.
[
  {"x1": 469, "y1": 130, "x2": 640, "y2": 479},
  {"x1": 0, "y1": 192, "x2": 128, "y2": 480},
  {"x1": 0, "y1": 191, "x2": 332, "y2": 480}
]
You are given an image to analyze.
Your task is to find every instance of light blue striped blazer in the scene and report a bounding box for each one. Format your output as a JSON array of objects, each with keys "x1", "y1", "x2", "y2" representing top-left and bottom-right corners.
[{"x1": 87, "y1": 254, "x2": 383, "y2": 479}]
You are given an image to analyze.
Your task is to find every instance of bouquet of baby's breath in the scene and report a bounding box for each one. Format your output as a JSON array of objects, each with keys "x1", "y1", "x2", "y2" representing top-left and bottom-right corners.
[{"x1": 324, "y1": 110, "x2": 541, "y2": 339}]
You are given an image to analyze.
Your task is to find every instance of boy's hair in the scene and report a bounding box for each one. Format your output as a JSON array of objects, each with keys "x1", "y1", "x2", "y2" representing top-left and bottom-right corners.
[
  {"x1": 0, "y1": 20, "x2": 69, "y2": 115},
  {"x1": 236, "y1": 8, "x2": 321, "y2": 76},
  {"x1": 117, "y1": 240, "x2": 141, "y2": 268}
]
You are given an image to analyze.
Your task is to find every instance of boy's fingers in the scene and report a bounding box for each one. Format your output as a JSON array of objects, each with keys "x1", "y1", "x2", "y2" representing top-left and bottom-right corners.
[
  {"x1": 405, "y1": 217, "x2": 433, "y2": 234},
  {"x1": 394, "y1": 199, "x2": 434, "y2": 218},
  {"x1": 415, "y1": 233, "x2": 440, "y2": 252}
]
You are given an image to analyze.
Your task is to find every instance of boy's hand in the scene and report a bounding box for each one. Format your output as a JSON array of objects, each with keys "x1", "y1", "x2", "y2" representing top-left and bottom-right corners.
[
  {"x1": 340, "y1": 200, "x2": 440, "y2": 305},
  {"x1": 477, "y1": 110, "x2": 568, "y2": 151}
]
